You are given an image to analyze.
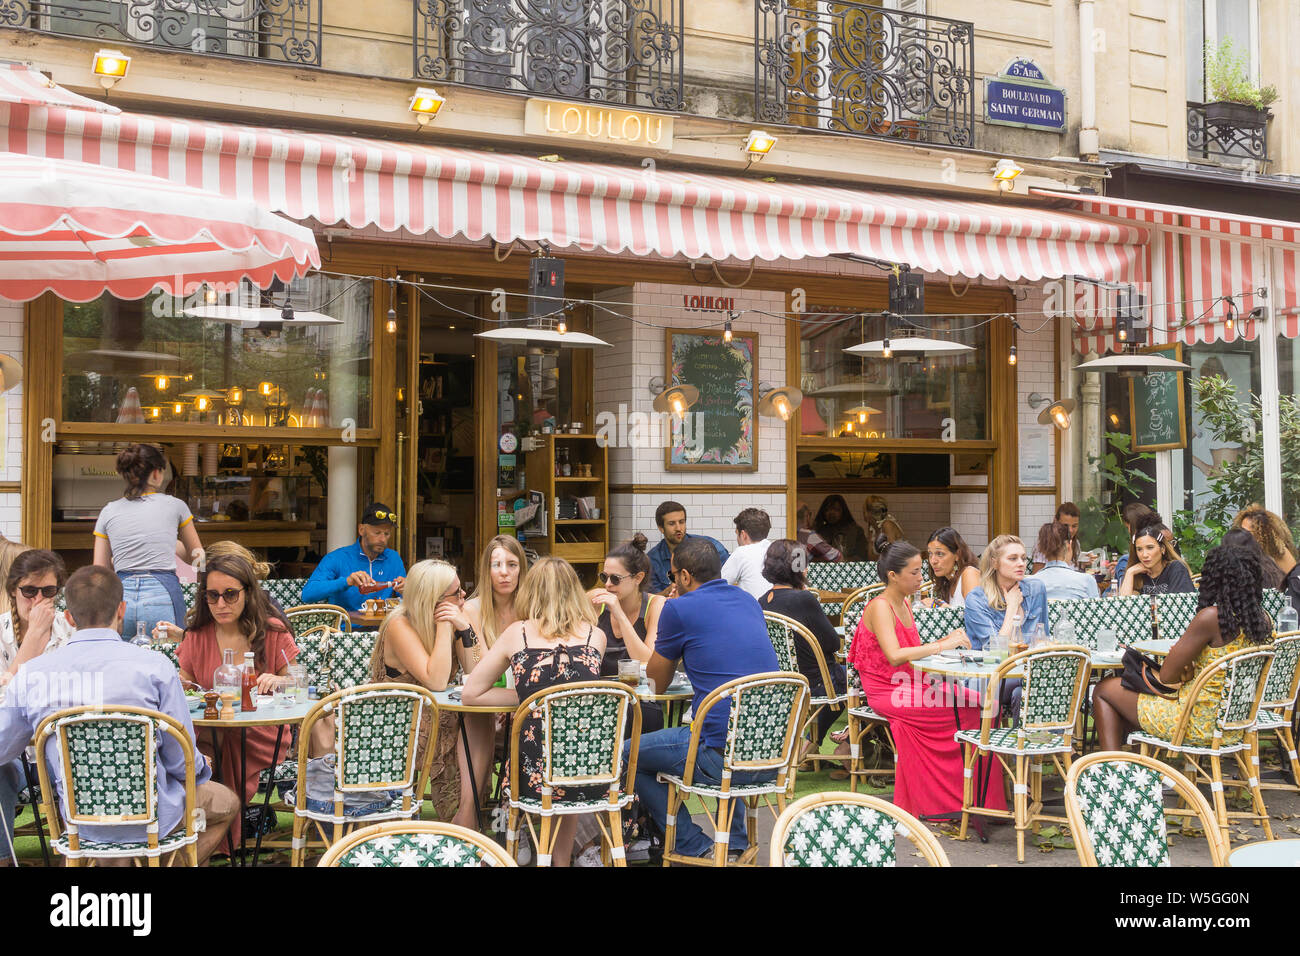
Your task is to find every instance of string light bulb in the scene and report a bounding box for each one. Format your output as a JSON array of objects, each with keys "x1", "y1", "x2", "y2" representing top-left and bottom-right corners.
[
  {"x1": 724, "y1": 315, "x2": 734, "y2": 343},
  {"x1": 881, "y1": 337, "x2": 891, "y2": 359},
  {"x1": 858, "y1": 409, "x2": 868, "y2": 425},
  {"x1": 1008, "y1": 344, "x2": 1018, "y2": 366},
  {"x1": 557, "y1": 319, "x2": 567, "y2": 335},
  {"x1": 386, "y1": 278, "x2": 397, "y2": 333}
]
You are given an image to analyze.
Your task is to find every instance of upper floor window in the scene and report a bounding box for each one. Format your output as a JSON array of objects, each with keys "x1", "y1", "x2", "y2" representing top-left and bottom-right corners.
[{"x1": 1186, "y1": 0, "x2": 1259, "y2": 101}]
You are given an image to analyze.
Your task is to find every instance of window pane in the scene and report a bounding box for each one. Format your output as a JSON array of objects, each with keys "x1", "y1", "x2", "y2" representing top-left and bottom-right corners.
[
  {"x1": 1216, "y1": 0, "x2": 1253, "y2": 52},
  {"x1": 1186, "y1": 0, "x2": 1205, "y2": 100},
  {"x1": 61, "y1": 276, "x2": 373, "y2": 428},
  {"x1": 798, "y1": 307, "x2": 987, "y2": 440},
  {"x1": 1277, "y1": 333, "x2": 1300, "y2": 534}
]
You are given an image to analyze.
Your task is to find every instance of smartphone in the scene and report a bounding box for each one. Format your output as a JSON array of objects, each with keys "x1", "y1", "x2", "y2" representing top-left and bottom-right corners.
[{"x1": 447, "y1": 690, "x2": 462, "y2": 702}]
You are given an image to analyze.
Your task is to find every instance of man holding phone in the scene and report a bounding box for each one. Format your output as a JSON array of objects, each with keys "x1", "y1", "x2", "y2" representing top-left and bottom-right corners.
[{"x1": 300, "y1": 502, "x2": 407, "y2": 611}]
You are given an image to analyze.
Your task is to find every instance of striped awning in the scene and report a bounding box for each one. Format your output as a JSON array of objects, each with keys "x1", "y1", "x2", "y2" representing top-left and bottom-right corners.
[
  {"x1": 0, "y1": 104, "x2": 1149, "y2": 284},
  {"x1": 0, "y1": 63, "x2": 121, "y2": 114},
  {"x1": 1034, "y1": 190, "x2": 1300, "y2": 352}
]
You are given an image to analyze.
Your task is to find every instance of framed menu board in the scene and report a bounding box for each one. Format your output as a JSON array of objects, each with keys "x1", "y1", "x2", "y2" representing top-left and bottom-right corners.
[
  {"x1": 1128, "y1": 342, "x2": 1188, "y2": 451},
  {"x1": 665, "y1": 328, "x2": 757, "y2": 471}
]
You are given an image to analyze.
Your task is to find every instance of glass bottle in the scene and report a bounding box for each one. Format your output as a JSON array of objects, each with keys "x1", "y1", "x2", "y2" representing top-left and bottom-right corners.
[
  {"x1": 241, "y1": 650, "x2": 258, "y2": 712},
  {"x1": 130, "y1": 622, "x2": 150, "y2": 647},
  {"x1": 213, "y1": 648, "x2": 241, "y2": 710},
  {"x1": 1278, "y1": 604, "x2": 1298, "y2": 634},
  {"x1": 1054, "y1": 606, "x2": 1077, "y2": 647}
]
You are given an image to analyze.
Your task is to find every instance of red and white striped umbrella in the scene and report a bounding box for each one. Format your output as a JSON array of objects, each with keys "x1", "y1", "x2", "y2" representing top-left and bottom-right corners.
[{"x1": 0, "y1": 152, "x2": 320, "y2": 302}]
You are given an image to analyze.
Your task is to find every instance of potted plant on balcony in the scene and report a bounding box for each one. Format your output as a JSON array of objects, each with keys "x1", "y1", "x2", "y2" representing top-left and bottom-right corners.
[{"x1": 1203, "y1": 39, "x2": 1278, "y2": 127}]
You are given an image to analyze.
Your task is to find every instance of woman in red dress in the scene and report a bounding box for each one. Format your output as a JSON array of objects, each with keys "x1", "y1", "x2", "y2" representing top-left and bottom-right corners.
[
  {"x1": 848, "y1": 541, "x2": 1006, "y2": 818},
  {"x1": 174, "y1": 551, "x2": 297, "y2": 846}
]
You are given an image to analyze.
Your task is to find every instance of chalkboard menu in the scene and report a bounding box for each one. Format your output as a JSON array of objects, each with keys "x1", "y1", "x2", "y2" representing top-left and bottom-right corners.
[
  {"x1": 1128, "y1": 343, "x2": 1188, "y2": 451},
  {"x1": 665, "y1": 328, "x2": 757, "y2": 471}
]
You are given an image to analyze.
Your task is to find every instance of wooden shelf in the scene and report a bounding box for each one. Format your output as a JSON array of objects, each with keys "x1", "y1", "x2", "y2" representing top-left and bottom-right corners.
[
  {"x1": 523, "y1": 434, "x2": 608, "y2": 581},
  {"x1": 554, "y1": 476, "x2": 602, "y2": 482},
  {"x1": 556, "y1": 519, "x2": 606, "y2": 525}
]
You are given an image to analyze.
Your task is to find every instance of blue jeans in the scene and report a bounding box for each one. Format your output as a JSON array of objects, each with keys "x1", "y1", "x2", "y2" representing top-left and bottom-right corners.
[
  {"x1": 119, "y1": 571, "x2": 184, "y2": 641},
  {"x1": 1, "y1": 757, "x2": 22, "y2": 864},
  {"x1": 623, "y1": 727, "x2": 774, "y2": 859}
]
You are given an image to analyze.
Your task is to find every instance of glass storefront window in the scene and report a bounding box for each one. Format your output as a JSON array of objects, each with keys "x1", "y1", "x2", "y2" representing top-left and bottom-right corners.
[
  {"x1": 799, "y1": 308, "x2": 988, "y2": 441},
  {"x1": 61, "y1": 275, "x2": 373, "y2": 428},
  {"x1": 1276, "y1": 333, "x2": 1300, "y2": 535}
]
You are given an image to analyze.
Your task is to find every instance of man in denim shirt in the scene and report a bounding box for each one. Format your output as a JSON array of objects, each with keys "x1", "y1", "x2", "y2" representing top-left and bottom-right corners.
[
  {"x1": 0, "y1": 566, "x2": 237, "y2": 864},
  {"x1": 624, "y1": 539, "x2": 778, "y2": 859},
  {"x1": 647, "y1": 500, "x2": 729, "y2": 595}
]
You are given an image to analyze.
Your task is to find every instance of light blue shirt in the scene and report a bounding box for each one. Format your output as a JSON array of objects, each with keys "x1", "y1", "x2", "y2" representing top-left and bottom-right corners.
[
  {"x1": 962, "y1": 577, "x2": 1050, "y2": 650},
  {"x1": 1032, "y1": 562, "x2": 1098, "y2": 602},
  {"x1": 0, "y1": 627, "x2": 210, "y2": 844}
]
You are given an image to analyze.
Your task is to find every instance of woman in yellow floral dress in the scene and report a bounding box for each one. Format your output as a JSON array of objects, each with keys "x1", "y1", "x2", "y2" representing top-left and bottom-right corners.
[{"x1": 1093, "y1": 543, "x2": 1274, "y2": 750}]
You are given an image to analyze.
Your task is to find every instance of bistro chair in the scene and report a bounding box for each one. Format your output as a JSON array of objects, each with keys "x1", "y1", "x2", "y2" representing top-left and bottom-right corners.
[
  {"x1": 1127, "y1": 645, "x2": 1275, "y2": 847},
  {"x1": 1046, "y1": 595, "x2": 1155, "y2": 649},
  {"x1": 1252, "y1": 631, "x2": 1300, "y2": 794},
  {"x1": 1263, "y1": 590, "x2": 1287, "y2": 627},
  {"x1": 1064, "y1": 752, "x2": 1227, "y2": 866},
  {"x1": 318, "y1": 820, "x2": 516, "y2": 867},
  {"x1": 807, "y1": 560, "x2": 878, "y2": 595},
  {"x1": 14, "y1": 754, "x2": 51, "y2": 866},
  {"x1": 659, "y1": 672, "x2": 809, "y2": 867},
  {"x1": 285, "y1": 603, "x2": 351, "y2": 637},
  {"x1": 266, "y1": 578, "x2": 310, "y2": 612},
  {"x1": 504, "y1": 681, "x2": 641, "y2": 867},
  {"x1": 913, "y1": 604, "x2": 965, "y2": 645},
  {"x1": 33, "y1": 705, "x2": 201, "y2": 866},
  {"x1": 838, "y1": 586, "x2": 896, "y2": 788},
  {"x1": 762, "y1": 611, "x2": 847, "y2": 773},
  {"x1": 762, "y1": 612, "x2": 798, "y2": 673},
  {"x1": 329, "y1": 630, "x2": 379, "y2": 691},
  {"x1": 957, "y1": 645, "x2": 1092, "y2": 863},
  {"x1": 290, "y1": 683, "x2": 438, "y2": 867},
  {"x1": 1153, "y1": 591, "x2": 1200, "y2": 643},
  {"x1": 770, "y1": 791, "x2": 949, "y2": 867}
]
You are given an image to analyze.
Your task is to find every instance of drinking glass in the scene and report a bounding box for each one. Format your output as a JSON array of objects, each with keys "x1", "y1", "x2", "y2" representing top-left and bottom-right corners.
[
  {"x1": 1027, "y1": 623, "x2": 1047, "y2": 648},
  {"x1": 617, "y1": 658, "x2": 641, "y2": 688},
  {"x1": 287, "y1": 664, "x2": 307, "y2": 704},
  {"x1": 1096, "y1": 628, "x2": 1118, "y2": 653}
]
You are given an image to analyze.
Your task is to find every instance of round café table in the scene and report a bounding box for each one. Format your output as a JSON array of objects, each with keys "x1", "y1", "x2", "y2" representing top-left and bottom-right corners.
[
  {"x1": 1132, "y1": 638, "x2": 1175, "y2": 658},
  {"x1": 1229, "y1": 838, "x2": 1300, "y2": 866},
  {"x1": 193, "y1": 696, "x2": 313, "y2": 866}
]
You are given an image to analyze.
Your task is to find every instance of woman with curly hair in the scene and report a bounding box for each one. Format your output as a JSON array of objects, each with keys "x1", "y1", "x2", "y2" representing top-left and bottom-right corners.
[
  {"x1": 1092, "y1": 543, "x2": 1274, "y2": 751},
  {"x1": 1233, "y1": 505, "x2": 1299, "y2": 611}
]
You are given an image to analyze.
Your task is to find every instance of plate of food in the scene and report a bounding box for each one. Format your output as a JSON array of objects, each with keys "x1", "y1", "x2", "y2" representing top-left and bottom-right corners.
[{"x1": 184, "y1": 686, "x2": 206, "y2": 711}]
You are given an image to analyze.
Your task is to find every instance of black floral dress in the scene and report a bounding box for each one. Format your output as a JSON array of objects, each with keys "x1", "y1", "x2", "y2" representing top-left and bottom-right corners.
[{"x1": 508, "y1": 624, "x2": 605, "y2": 803}]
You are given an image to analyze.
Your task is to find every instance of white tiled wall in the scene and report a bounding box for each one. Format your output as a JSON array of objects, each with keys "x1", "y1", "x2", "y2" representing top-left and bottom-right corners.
[
  {"x1": 1015, "y1": 286, "x2": 1062, "y2": 545},
  {"x1": 0, "y1": 300, "x2": 21, "y2": 540}
]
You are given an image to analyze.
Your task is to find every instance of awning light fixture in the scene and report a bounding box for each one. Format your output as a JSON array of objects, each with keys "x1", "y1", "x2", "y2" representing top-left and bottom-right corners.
[
  {"x1": 92, "y1": 49, "x2": 130, "y2": 89},
  {"x1": 744, "y1": 130, "x2": 778, "y2": 158},
  {"x1": 409, "y1": 87, "x2": 445, "y2": 126},
  {"x1": 992, "y1": 158, "x2": 1024, "y2": 191}
]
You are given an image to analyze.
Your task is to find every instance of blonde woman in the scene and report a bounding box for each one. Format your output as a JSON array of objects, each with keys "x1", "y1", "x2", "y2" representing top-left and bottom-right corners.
[
  {"x1": 962, "y1": 534, "x2": 1049, "y2": 650},
  {"x1": 369, "y1": 559, "x2": 464, "y2": 824},
  {"x1": 1118, "y1": 524, "x2": 1194, "y2": 596},
  {"x1": 464, "y1": 558, "x2": 606, "y2": 866}
]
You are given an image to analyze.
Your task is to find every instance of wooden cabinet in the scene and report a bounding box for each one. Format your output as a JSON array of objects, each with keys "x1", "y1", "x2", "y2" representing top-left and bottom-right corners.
[{"x1": 522, "y1": 434, "x2": 608, "y2": 581}]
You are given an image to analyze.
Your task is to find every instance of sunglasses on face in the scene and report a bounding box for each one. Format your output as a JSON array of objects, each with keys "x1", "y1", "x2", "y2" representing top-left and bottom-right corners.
[
  {"x1": 441, "y1": 585, "x2": 465, "y2": 601},
  {"x1": 597, "y1": 571, "x2": 627, "y2": 587},
  {"x1": 204, "y1": 587, "x2": 245, "y2": 606},
  {"x1": 17, "y1": 585, "x2": 60, "y2": 600}
]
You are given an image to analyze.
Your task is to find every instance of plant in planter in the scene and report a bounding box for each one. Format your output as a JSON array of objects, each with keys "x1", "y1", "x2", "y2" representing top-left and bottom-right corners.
[
  {"x1": 1203, "y1": 39, "x2": 1278, "y2": 125},
  {"x1": 1077, "y1": 432, "x2": 1155, "y2": 554}
]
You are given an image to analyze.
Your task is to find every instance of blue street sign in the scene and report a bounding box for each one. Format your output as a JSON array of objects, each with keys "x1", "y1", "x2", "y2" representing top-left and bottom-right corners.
[{"x1": 984, "y1": 59, "x2": 1067, "y2": 132}]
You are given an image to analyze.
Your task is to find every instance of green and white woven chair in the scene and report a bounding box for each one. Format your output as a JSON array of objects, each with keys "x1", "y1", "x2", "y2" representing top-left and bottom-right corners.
[
  {"x1": 1047, "y1": 595, "x2": 1155, "y2": 649},
  {"x1": 1153, "y1": 591, "x2": 1200, "y2": 642},
  {"x1": 329, "y1": 631, "x2": 379, "y2": 691},
  {"x1": 807, "y1": 561, "x2": 879, "y2": 595},
  {"x1": 659, "y1": 672, "x2": 810, "y2": 867},
  {"x1": 318, "y1": 820, "x2": 516, "y2": 867},
  {"x1": 1263, "y1": 590, "x2": 1287, "y2": 627},
  {"x1": 265, "y1": 578, "x2": 308, "y2": 611},
  {"x1": 33, "y1": 705, "x2": 201, "y2": 866},
  {"x1": 762, "y1": 611, "x2": 847, "y2": 773},
  {"x1": 151, "y1": 642, "x2": 181, "y2": 672},
  {"x1": 763, "y1": 613, "x2": 798, "y2": 673},
  {"x1": 505, "y1": 681, "x2": 641, "y2": 867},
  {"x1": 285, "y1": 604, "x2": 351, "y2": 638},
  {"x1": 1064, "y1": 752, "x2": 1227, "y2": 866},
  {"x1": 290, "y1": 683, "x2": 438, "y2": 867},
  {"x1": 256, "y1": 629, "x2": 338, "y2": 803},
  {"x1": 957, "y1": 645, "x2": 1092, "y2": 863},
  {"x1": 1127, "y1": 645, "x2": 1275, "y2": 847},
  {"x1": 181, "y1": 582, "x2": 198, "y2": 609},
  {"x1": 837, "y1": 586, "x2": 895, "y2": 788},
  {"x1": 1252, "y1": 630, "x2": 1300, "y2": 795},
  {"x1": 913, "y1": 604, "x2": 965, "y2": 645},
  {"x1": 770, "y1": 791, "x2": 950, "y2": 867}
]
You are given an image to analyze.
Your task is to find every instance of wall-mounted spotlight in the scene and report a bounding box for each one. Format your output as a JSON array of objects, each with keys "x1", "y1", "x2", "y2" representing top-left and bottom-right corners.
[
  {"x1": 744, "y1": 130, "x2": 778, "y2": 158},
  {"x1": 409, "y1": 87, "x2": 446, "y2": 126},
  {"x1": 992, "y1": 158, "x2": 1024, "y2": 191},
  {"x1": 92, "y1": 49, "x2": 130, "y2": 90}
]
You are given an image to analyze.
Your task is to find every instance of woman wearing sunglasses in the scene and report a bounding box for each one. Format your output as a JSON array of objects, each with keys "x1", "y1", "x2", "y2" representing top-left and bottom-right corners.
[
  {"x1": 587, "y1": 535, "x2": 664, "y2": 682},
  {"x1": 0, "y1": 548, "x2": 69, "y2": 864},
  {"x1": 176, "y1": 552, "x2": 297, "y2": 846}
]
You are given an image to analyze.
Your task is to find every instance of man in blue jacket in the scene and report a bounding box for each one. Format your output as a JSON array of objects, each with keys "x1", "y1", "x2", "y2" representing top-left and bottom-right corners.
[
  {"x1": 647, "y1": 500, "x2": 730, "y2": 595},
  {"x1": 300, "y1": 502, "x2": 406, "y2": 611}
]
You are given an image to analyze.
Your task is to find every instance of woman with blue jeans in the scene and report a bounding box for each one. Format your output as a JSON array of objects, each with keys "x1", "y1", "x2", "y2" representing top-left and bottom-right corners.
[{"x1": 93, "y1": 444, "x2": 202, "y2": 640}]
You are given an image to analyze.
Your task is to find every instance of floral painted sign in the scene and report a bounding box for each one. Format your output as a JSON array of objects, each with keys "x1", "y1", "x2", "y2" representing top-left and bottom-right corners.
[{"x1": 665, "y1": 328, "x2": 757, "y2": 471}]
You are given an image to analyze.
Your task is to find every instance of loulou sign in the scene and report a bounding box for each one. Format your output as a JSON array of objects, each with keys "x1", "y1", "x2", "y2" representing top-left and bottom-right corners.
[
  {"x1": 984, "y1": 59, "x2": 1067, "y2": 133},
  {"x1": 525, "y1": 99, "x2": 674, "y2": 149}
]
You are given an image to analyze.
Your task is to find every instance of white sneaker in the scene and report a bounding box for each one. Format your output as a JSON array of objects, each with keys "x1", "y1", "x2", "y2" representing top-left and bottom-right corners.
[
  {"x1": 573, "y1": 845, "x2": 605, "y2": 868},
  {"x1": 625, "y1": 838, "x2": 652, "y2": 862}
]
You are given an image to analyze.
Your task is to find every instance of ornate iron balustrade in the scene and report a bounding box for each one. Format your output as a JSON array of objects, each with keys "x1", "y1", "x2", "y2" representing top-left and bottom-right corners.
[
  {"x1": 755, "y1": 1, "x2": 974, "y2": 147},
  {"x1": 413, "y1": 0, "x2": 684, "y2": 110},
  {"x1": 1, "y1": 1, "x2": 322, "y2": 66},
  {"x1": 1187, "y1": 101, "x2": 1270, "y2": 168}
]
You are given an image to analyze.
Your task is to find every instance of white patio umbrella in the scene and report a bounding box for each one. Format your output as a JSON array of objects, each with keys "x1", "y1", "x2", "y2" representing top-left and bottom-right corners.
[{"x1": 0, "y1": 152, "x2": 320, "y2": 302}]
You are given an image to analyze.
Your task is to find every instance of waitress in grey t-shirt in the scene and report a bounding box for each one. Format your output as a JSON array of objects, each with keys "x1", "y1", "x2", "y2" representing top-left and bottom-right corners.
[{"x1": 93, "y1": 443, "x2": 203, "y2": 639}]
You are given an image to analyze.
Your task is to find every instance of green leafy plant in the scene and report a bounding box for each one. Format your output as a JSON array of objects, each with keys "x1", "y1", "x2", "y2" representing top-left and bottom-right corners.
[
  {"x1": 1172, "y1": 509, "x2": 1227, "y2": 574},
  {"x1": 1077, "y1": 432, "x2": 1155, "y2": 553},
  {"x1": 1204, "y1": 39, "x2": 1279, "y2": 110},
  {"x1": 1192, "y1": 375, "x2": 1300, "y2": 531}
]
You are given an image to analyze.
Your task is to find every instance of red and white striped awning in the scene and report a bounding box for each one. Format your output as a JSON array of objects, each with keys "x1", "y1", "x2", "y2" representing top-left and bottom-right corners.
[
  {"x1": 0, "y1": 152, "x2": 320, "y2": 302},
  {"x1": 0, "y1": 63, "x2": 121, "y2": 114},
  {"x1": 1034, "y1": 190, "x2": 1300, "y2": 351},
  {"x1": 0, "y1": 104, "x2": 1148, "y2": 284}
]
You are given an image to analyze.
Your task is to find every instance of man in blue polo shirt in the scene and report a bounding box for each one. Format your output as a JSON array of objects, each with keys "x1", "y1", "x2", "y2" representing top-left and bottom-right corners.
[
  {"x1": 300, "y1": 502, "x2": 406, "y2": 611},
  {"x1": 625, "y1": 538, "x2": 778, "y2": 860},
  {"x1": 647, "y1": 500, "x2": 730, "y2": 595}
]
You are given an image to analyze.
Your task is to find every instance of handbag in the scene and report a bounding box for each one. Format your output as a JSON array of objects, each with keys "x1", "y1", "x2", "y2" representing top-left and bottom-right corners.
[{"x1": 1120, "y1": 647, "x2": 1179, "y2": 700}]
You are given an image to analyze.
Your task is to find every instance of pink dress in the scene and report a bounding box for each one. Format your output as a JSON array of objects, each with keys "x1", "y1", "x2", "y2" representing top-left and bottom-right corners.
[
  {"x1": 849, "y1": 598, "x2": 1006, "y2": 817},
  {"x1": 177, "y1": 622, "x2": 298, "y2": 845}
]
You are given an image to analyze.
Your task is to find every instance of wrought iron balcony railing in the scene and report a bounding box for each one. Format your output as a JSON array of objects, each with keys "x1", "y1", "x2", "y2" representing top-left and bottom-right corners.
[
  {"x1": 1, "y1": 0, "x2": 323, "y2": 65},
  {"x1": 413, "y1": 0, "x2": 685, "y2": 110},
  {"x1": 754, "y1": 0, "x2": 974, "y2": 147},
  {"x1": 1187, "y1": 101, "x2": 1270, "y2": 168}
]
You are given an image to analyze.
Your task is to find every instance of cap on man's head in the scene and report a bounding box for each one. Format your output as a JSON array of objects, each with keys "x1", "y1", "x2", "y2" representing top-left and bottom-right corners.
[{"x1": 361, "y1": 502, "x2": 398, "y2": 526}]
